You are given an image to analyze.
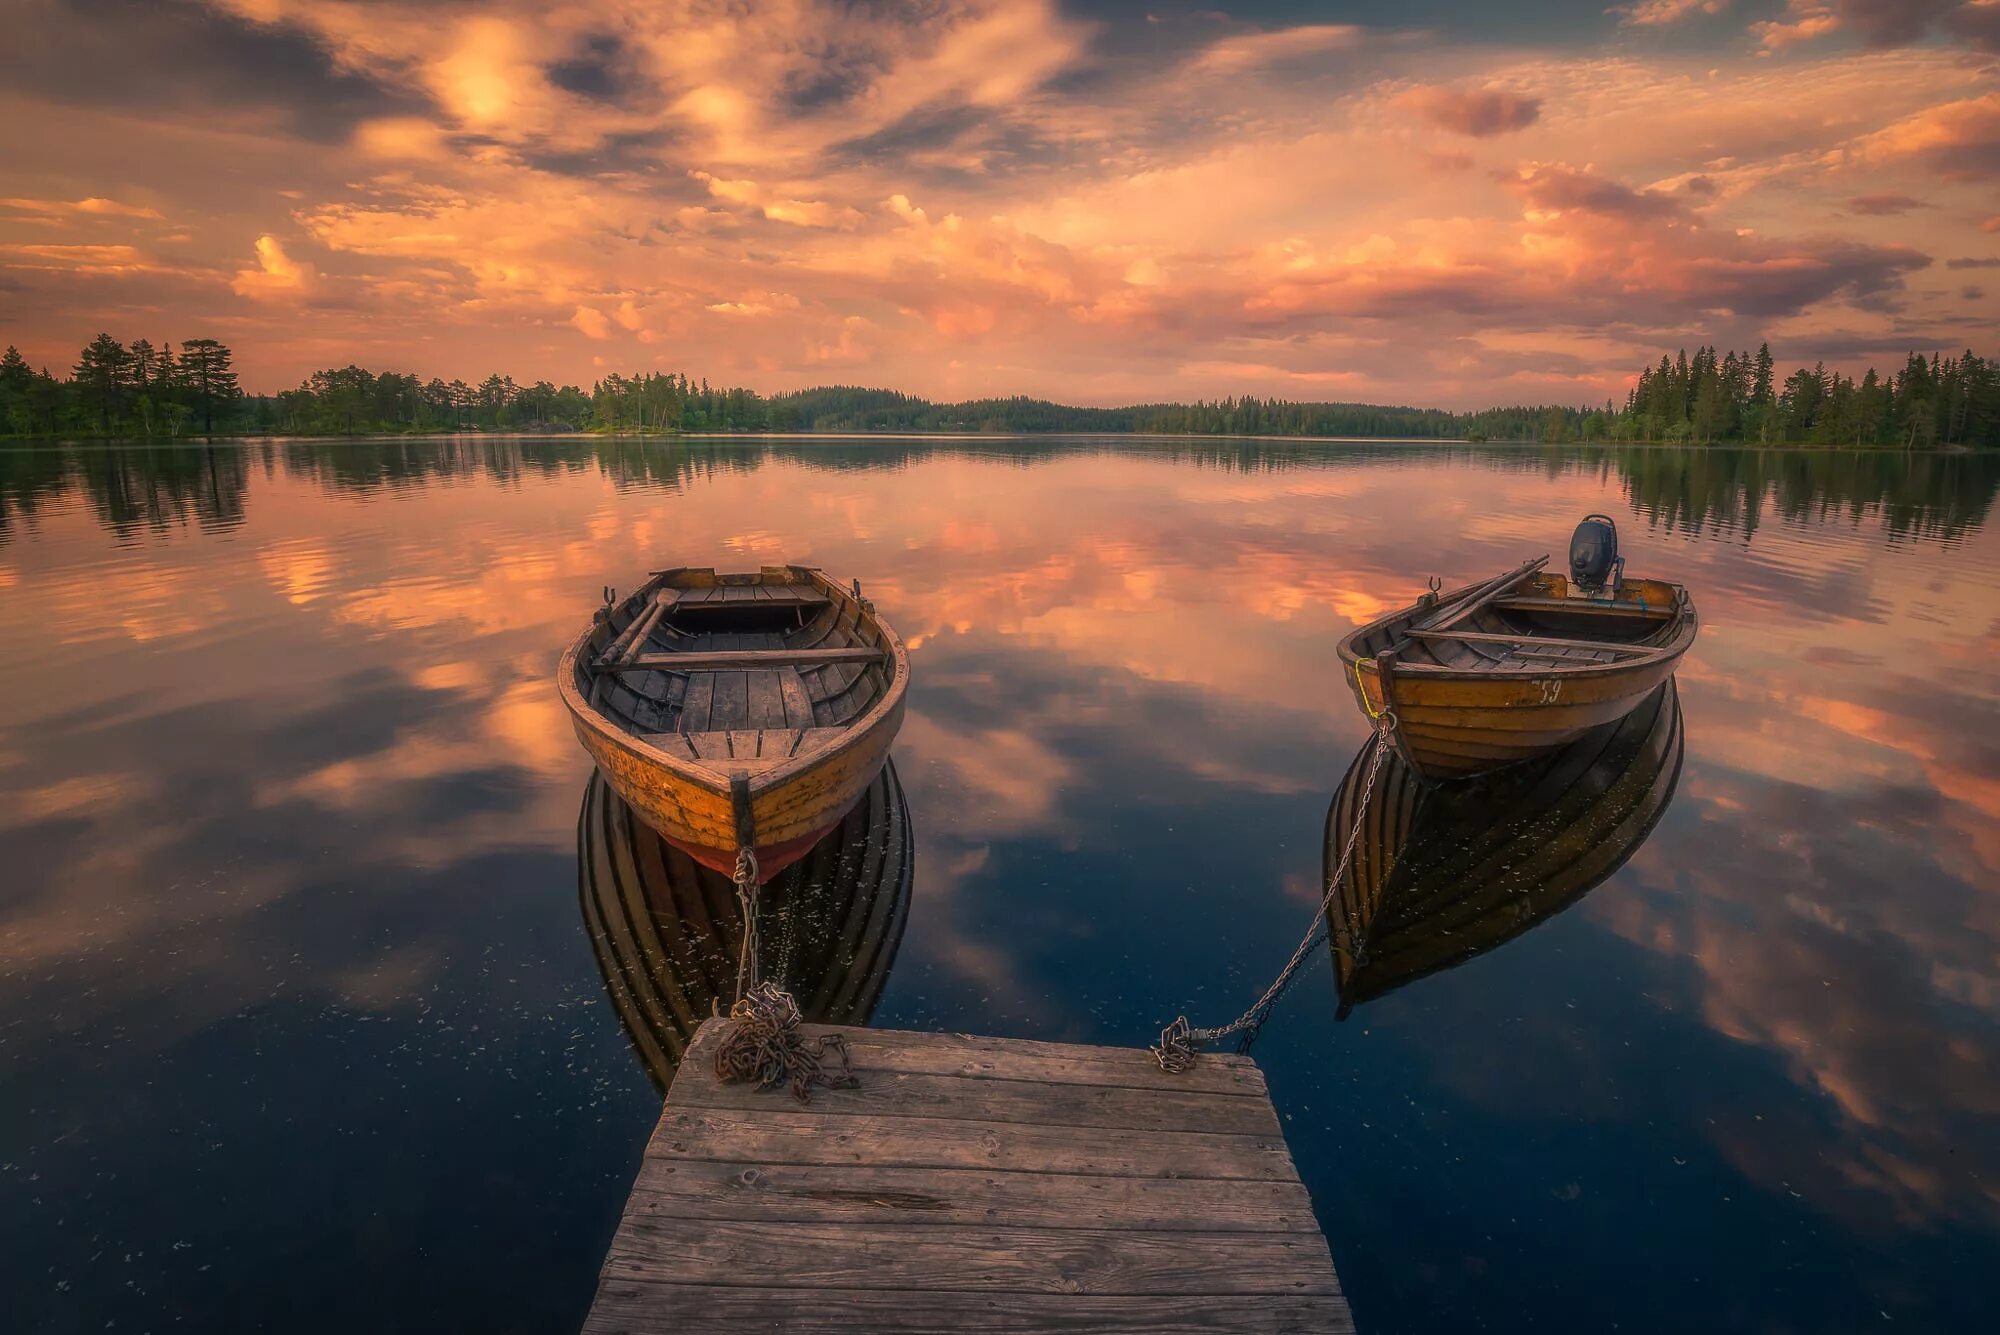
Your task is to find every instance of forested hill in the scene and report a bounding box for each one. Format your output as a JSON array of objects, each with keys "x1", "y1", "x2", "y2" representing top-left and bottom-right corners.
[
  {"x1": 765, "y1": 387, "x2": 1537, "y2": 439},
  {"x1": 5, "y1": 333, "x2": 1997, "y2": 448}
]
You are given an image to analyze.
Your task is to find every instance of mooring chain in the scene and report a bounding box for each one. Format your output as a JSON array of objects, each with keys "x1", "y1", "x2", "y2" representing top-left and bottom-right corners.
[
  {"x1": 713, "y1": 980, "x2": 858, "y2": 1103},
  {"x1": 729, "y1": 844, "x2": 762, "y2": 1004},
  {"x1": 712, "y1": 841, "x2": 859, "y2": 1103},
  {"x1": 1153, "y1": 711, "x2": 1398, "y2": 1074}
]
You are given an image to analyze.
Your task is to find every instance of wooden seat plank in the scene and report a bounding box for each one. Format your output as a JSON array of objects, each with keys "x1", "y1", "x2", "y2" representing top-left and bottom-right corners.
[
  {"x1": 1404, "y1": 628, "x2": 1658, "y2": 657},
  {"x1": 638, "y1": 732, "x2": 698, "y2": 759},
  {"x1": 607, "y1": 647, "x2": 887, "y2": 674},
  {"x1": 673, "y1": 591, "x2": 831, "y2": 614},
  {"x1": 1495, "y1": 594, "x2": 1673, "y2": 620},
  {"x1": 668, "y1": 728, "x2": 844, "y2": 772}
]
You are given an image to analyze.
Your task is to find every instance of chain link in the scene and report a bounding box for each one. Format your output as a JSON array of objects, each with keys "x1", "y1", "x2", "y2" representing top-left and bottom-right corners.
[
  {"x1": 731, "y1": 845, "x2": 762, "y2": 1007},
  {"x1": 1153, "y1": 711, "x2": 1398, "y2": 1073}
]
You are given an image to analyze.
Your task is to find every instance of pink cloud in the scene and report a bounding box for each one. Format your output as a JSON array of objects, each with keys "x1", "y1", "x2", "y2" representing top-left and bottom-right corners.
[{"x1": 1613, "y1": 0, "x2": 1732, "y2": 25}]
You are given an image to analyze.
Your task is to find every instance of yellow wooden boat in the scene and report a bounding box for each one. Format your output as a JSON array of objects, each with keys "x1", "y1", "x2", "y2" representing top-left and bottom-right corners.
[
  {"x1": 558, "y1": 565, "x2": 907, "y2": 881},
  {"x1": 577, "y1": 760, "x2": 912, "y2": 1092},
  {"x1": 1325, "y1": 678, "x2": 1683, "y2": 1015},
  {"x1": 1337, "y1": 517, "x2": 1696, "y2": 782}
]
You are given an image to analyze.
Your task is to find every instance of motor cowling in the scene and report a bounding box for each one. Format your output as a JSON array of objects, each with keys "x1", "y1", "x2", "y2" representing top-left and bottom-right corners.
[{"x1": 1569, "y1": 514, "x2": 1620, "y2": 592}]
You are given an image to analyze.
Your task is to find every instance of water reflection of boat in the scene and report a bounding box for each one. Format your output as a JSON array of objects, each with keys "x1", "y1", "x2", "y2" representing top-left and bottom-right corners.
[
  {"x1": 559, "y1": 565, "x2": 909, "y2": 881},
  {"x1": 1338, "y1": 522, "x2": 1697, "y2": 782},
  {"x1": 578, "y1": 758, "x2": 913, "y2": 1093},
  {"x1": 1324, "y1": 679, "x2": 1683, "y2": 1016}
]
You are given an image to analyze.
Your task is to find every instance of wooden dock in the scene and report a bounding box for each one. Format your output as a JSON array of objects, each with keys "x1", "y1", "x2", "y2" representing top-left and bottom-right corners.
[{"x1": 581, "y1": 1020, "x2": 1352, "y2": 1333}]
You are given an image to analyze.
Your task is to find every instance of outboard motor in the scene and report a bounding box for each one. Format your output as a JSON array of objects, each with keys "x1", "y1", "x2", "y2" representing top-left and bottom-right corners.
[{"x1": 1569, "y1": 513, "x2": 1622, "y2": 594}]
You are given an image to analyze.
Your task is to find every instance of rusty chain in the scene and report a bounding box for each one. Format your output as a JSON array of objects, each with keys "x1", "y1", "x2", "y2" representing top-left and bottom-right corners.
[{"x1": 1153, "y1": 711, "x2": 1398, "y2": 1073}]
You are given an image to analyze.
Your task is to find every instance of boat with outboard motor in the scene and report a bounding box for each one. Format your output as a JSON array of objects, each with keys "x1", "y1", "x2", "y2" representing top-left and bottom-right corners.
[{"x1": 1336, "y1": 515, "x2": 1696, "y2": 782}]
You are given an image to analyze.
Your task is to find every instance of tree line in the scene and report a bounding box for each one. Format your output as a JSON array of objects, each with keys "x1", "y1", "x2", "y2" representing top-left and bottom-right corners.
[
  {"x1": 4, "y1": 331, "x2": 1995, "y2": 448},
  {"x1": 1606, "y1": 344, "x2": 1996, "y2": 449},
  {"x1": 3, "y1": 334, "x2": 243, "y2": 438}
]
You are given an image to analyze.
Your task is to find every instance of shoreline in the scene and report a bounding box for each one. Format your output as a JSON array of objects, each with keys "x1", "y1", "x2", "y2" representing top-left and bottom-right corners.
[{"x1": 0, "y1": 431, "x2": 1984, "y2": 455}]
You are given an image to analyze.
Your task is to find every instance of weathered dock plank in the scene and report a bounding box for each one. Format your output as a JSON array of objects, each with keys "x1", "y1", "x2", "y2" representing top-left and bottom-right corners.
[{"x1": 582, "y1": 1020, "x2": 1352, "y2": 1333}]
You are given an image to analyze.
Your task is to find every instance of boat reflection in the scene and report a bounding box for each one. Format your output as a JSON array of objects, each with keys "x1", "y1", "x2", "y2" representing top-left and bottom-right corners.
[
  {"x1": 577, "y1": 758, "x2": 913, "y2": 1092},
  {"x1": 1324, "y1": 679, "x2": 1683, "y2": 1016}
]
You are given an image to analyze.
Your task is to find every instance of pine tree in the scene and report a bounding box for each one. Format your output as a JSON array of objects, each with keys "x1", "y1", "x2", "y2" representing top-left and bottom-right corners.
[
  {"x1": 177, "y1": 338, "x2": 240, "y2": 434},
  {"x1": 73, "y1": 333, "x2": 134, "y2": 434},
  {"x1": 0, "y1": 345, "x2": 29, "y2": 393}
]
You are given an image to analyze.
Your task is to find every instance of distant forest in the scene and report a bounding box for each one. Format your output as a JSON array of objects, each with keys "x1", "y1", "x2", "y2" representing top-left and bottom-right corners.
[{"x1": 4, "y1": 333, "x2": 1996, "y2": 449}]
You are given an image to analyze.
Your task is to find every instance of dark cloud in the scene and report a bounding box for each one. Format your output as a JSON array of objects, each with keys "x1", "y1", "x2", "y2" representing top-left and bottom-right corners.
[
  {"x1": 1786, "y1": 0, "x2": 2000, "y2": 51},
  {"x1": 780, "y1": 54, "x2": 888, "y2": 113},
  {"x1": 1946, "y1": 256, "x2": 2000, "y2": 268},
  {"x1": 1686, "y1": 240, "x2": 1931, "y2": 317},
  {"x1": 1838, "y1": 0, "x2": 1960, "y2": 46},
  {"x1": 1945, "y1": 0, "x2": 2000, "y2": 50},
  {"x1": 827, "y1": 105, "x2": 1084, "y2": 181},
  {"x1": 517, "y1": 129, "x2": 686, "y2": 181},
  {"x1": 546, "y1": 33, "x2": 640, "y2": 103},
  {"x1": 1504, "y1": 164, "x2": 1686, "y2": 218},
  {"x1": 1848, "y1": 192, "x2": 1930, "y2": 214},
  {"x1": 1401, "y1": 85, "x2": 1543, "y2": 136},
  {"x1": 1964, "y1": 284, "x2": 1986, "y2": 299},
  {"x1": 7, "y1": 0, "x2": 435, "y2": 142}
]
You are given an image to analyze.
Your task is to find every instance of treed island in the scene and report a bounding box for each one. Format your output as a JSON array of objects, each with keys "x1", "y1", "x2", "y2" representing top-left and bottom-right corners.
[{"x1": 5, "y1": 333, "x2": 1998, "y2": 448}]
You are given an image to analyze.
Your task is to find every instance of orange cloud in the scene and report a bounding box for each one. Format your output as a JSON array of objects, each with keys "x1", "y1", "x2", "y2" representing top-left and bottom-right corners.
[
  {"x1": 1, "y1": 3, "x2": 1994, "y2": 403},
  {"x1": 1840, "y1": 92, "x2": 2000, "y2": 178},
  {"x1": 1614, "y1": 0, "x2": 1730, "y2": 25},
  {"x1": 231, "y1": 234, "x2": 320, "y2": 300},
  {"x1": 0, "y1": 196, "x2": 162, "y2": 220},
  {"x1": 1191, "y1": 23, "x2": 1368, "y2": 75}
]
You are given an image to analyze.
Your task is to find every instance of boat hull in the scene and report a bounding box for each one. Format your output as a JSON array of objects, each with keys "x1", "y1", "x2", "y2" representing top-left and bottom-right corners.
[
  {"x1": 1360, "y1": 652, "x2": 1682, "y2": 779},
  {"x1": 566, "y1": 692, "x2": 903, "y2": 880},
  {"x1": 1337, "y1": 569, "x2": 1696, "y2": 783}
]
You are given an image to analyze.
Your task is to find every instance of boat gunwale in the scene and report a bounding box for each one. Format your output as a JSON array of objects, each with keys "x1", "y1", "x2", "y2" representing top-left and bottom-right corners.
[
  {"x1": 1334, "y1": 571, "x2": 1699, "y2": 683},
  {"x1": 556, "y1": 564, "x2": 911, "y2": 799}
]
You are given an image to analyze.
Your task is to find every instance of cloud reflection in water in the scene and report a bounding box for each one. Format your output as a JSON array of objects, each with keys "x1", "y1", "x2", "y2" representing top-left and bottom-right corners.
[{"x1": 0, "y1": 436, "x2": 1994, "y2": 1332}]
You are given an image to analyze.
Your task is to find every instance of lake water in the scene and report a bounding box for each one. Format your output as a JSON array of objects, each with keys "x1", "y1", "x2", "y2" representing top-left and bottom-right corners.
[{"x1": 2, "y1": 436, "x2": 1996, "y2": 1334}]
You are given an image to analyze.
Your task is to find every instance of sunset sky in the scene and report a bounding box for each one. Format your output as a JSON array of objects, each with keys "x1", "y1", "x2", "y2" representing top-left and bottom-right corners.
[{"x1": 4, "y1": 0, "x2": 1997, "y2": 406}]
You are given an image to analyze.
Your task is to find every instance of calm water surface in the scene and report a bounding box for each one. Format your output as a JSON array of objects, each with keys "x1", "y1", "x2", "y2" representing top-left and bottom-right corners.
[{"x1": 2, "y1": 437, "x2": 1996, "y2": 1333}]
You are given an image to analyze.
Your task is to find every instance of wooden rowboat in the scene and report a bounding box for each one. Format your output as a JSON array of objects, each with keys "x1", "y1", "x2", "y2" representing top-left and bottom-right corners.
[
  {"x1": 1337, "y1": 553, "x2": 1696, "y2": 782},
  {"x1": 1324, "y1": 678, "x2": 1683, "y2": 1015},
  {"x1": 558, "y1": 565, "x2": 908, "y2": 881},
  {"x1": 578, "y1": 760, "x2": 912, "y2": 1093}
]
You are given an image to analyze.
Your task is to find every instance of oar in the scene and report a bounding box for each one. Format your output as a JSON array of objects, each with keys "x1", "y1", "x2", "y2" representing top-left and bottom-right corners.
[{"x1": 1410, "y1": 555, "x2": 1549, "y2": 635}]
